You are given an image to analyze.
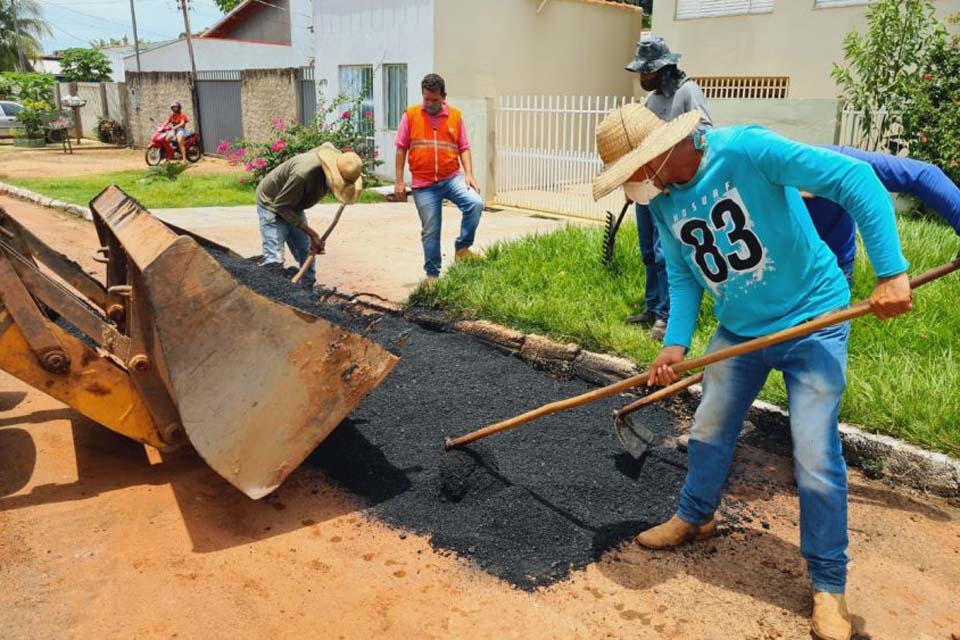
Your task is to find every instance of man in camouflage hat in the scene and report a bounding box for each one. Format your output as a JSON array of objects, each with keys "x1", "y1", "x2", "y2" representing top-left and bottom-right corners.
[{"x1": 624, "y1": 36, "x2": 713, "y2": 340}]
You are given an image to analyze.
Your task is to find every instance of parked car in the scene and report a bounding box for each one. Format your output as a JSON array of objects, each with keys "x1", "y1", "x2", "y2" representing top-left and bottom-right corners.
[{"x1": 0, "y1": 101, "x2": 25, "y2": 137}]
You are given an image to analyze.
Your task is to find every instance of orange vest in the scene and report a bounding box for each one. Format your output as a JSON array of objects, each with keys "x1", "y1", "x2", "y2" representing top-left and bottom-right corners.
[{"x1": 406, "y1": 104, "x2": 462, "y2": 184}]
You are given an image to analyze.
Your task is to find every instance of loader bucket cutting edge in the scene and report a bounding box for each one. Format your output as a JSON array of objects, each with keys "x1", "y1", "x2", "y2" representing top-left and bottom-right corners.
[{"x1": 89, "y1": 186, "x2": 398, "y2": 499}]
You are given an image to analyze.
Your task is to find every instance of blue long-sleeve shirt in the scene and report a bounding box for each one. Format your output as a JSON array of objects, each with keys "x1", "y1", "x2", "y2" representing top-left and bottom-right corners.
[
  {"x1": 649, "y1": 126, "x2": 909, "y2": 348},
  {"x1": 807, "y1": 146, "x2": 960, "y2": 267}
]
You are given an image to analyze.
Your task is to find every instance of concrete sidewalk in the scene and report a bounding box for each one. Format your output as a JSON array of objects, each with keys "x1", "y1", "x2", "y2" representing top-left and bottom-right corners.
[{"x1": 154, "y1": 201, "x2": 582, "y2": 302}]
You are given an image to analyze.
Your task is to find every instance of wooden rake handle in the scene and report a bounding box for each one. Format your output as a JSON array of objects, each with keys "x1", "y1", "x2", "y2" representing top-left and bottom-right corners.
[
  {"x1": 614, "y1": 371, "x2": 705, "y2": 417},
  {"x1": 444, "y1": 257, "x2": 960, "y2": 450},
  {"x1": 291, "y1": 203, "x2": 347, "y2": 284}
]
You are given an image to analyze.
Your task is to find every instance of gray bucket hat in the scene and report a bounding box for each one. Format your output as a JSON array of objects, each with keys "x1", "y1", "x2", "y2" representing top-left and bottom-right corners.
[{"x1": 625, "y1": 36, "x2": 681, "y2": 74}]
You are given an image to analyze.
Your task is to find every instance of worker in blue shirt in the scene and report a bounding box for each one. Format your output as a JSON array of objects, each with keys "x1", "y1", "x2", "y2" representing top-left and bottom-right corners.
[
  {"x1": 592, "y1": 105, "x2": 913, "y2": 640},
  {"x1": 807, "y1": 146, "x2": 960, "y2": 284}
]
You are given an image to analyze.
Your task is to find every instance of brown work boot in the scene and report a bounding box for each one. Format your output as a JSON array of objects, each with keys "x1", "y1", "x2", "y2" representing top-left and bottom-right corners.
[
  {"x1": 636, "y1": 514, "x2": 716, "y2": 550},
  {"x1": 811, "y1": 592, "x2": 851, "y2": 640},
  {"x1": 455, "y1": 247, "x2": 481, "y2": 262}
]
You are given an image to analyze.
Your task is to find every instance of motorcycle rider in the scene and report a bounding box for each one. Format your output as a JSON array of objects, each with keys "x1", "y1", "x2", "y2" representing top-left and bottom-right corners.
[{"x1": 165, "y1": 101, "x2": 190, "y2": 161}]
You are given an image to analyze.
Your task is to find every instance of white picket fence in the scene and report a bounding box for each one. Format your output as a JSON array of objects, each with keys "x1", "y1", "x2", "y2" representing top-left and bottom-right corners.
[
  {"x1": 494, "y1": 95, "x2": 634, "y2": 220},
  {"x1": 837, "y1": 106, "x2": 902, "y2": 153}
]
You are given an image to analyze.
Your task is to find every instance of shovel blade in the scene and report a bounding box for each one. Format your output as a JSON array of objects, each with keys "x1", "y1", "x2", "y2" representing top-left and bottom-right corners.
[{"x1": 614, "y1": 414, "x2": 657, "y2": 460}]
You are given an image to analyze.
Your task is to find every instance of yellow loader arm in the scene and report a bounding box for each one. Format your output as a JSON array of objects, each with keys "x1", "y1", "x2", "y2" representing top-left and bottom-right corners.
[{"x1": 0, "y1": 187, "x2": 398, "y2": 498}]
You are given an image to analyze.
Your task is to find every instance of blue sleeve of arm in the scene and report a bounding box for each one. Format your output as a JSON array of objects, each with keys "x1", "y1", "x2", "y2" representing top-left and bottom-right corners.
[
  {"x1": 833, "y1": 147, "x2": 960, "y2": 237},
  {"x1": 652, "y1": 211, "x2": 704, "y2": 349},
  {"x1": 746, "y1": 129, "x2": 909, "y2": 278}
]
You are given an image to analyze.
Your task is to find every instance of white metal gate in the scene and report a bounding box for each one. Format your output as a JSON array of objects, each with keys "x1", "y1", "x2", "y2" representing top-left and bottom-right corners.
[{"x1": 494, "y1": 95, "x2": 634, "y2": 220}]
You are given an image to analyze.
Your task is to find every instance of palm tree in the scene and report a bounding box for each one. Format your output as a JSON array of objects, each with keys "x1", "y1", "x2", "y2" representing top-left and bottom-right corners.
[{"x1": 0, "y1": 0, "x2": 51, "y2": 72}]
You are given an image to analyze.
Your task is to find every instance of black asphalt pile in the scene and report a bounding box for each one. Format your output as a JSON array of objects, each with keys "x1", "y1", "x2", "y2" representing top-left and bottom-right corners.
[{"x1": 213, "y1": 252, "x2": 693, "y2": 589}]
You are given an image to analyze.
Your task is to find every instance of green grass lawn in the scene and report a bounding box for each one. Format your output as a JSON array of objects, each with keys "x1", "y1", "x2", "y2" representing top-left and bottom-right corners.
[
  {"x1": 412, "y1": 217, "x2": 960, "y2": 456},
  {"x1": 5, "y1": 169, "x2": 384, "y2": 209}
]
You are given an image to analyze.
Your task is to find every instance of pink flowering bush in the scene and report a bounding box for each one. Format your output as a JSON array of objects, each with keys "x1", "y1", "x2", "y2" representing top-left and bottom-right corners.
[{"x1": 220, "y1": 95, "x2": 381, "y2": 184}]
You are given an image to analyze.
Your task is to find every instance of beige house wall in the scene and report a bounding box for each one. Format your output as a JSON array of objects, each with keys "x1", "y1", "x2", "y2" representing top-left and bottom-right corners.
[
  {"x1": 651, "y1": 0, "x2": 960, "y2": 99},
  {"x1": 434, "y1": 0, "x2": 644, "y2": 98}
]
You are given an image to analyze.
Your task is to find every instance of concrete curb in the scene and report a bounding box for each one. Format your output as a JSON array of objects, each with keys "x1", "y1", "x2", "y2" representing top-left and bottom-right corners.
[
  {"x1": 402, "y1": 306, "x2": 960, "y2": 498},
  {"x1": 0, "y1": 181, "x2": 94, "y2": 221}
]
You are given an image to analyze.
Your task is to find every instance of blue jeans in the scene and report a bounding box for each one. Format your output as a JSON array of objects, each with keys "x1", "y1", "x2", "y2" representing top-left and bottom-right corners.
[
  {"x1": 257, "y1": 204, "x2": 316, "y2": 283},
  {"x1": 411, "y1": 174, "x2": 484, "y2": 277},
  {"x1": 677, "y1": 323, "x2": 851, "y2": 593},
  {"x1": 636, "y1": 203, "x2": 669, "y2": 321},
  {"x1": 840, "y1": 260, "x2": 854, "y2": 288}
]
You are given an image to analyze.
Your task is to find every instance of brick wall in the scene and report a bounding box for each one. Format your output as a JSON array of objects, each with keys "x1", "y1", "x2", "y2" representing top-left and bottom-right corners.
[
  {"x1": 123, "y1": 68, "x2": 303, "y2": 149},
  {"x1": 240, "y1": 68, "x2": 300, "y2": 144},
  {"x1": 124, "y1": 71, "x2": 193, "y2": 148}
]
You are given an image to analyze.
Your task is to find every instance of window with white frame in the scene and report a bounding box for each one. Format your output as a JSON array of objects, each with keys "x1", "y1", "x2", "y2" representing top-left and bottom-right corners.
[
  {"x1": 383, "y1": 64, "x2": 408, "y2": 130},
  {"x1": 338, "y1": 64, "x2": 374, "y2": 139},
  {"x1": 676, "y1": 0, "x2": 774, "y2": 19},
  {"x1": 814, "y1": 0, "x2": 873, "y2": 7}
]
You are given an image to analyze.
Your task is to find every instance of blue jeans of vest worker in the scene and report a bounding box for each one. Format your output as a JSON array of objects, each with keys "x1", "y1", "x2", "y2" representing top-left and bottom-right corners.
[
  {"x1": 257, "y1": 204, "x2": 316, "y2": 284},
  {"x1": 411, "y1": 174, "x2": 484, "y2": 277},
  {"x1": 677, "y1": 322, "x2": 851, "y2": 593},
  {"x1": 636, "y1": 203, "x2": 670, "y2": 321}
]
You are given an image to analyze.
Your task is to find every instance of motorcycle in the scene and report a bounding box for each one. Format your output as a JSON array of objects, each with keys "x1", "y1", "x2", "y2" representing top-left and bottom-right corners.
[{"x1": 145, "y1": 121, "x2": 202, "y2": 165}]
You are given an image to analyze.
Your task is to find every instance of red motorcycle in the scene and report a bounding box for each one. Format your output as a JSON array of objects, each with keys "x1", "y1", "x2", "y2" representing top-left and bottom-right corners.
[{"x1": 145, "y1": 122, "x2": 202, "y2": 165}]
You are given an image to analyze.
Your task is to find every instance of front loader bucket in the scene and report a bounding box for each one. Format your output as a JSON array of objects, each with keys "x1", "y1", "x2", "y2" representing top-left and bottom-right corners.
[{"x1": 90, "y1": 187, "x2": 398, "y2": 498}]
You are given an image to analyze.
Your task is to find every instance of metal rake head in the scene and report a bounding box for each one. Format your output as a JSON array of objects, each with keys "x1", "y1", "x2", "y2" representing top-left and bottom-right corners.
[
  {"x1": 602, "y1": 211, "x2": 617, "y2": 266},
  {"x1": 614, "y1": 413, "x2": 657, "y2": 460}
]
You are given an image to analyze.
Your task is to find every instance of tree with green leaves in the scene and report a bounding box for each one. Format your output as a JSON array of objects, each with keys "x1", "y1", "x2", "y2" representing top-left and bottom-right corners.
[
  {"x1": 832, "y1": 0, "x2": 945, "y2": 152},
  {"x1": 0, "y1": 0, "x2": 51, "y2": 72},
  {"x1": 900, "y1": 14, "x2": 960, "y2": 185},
  {"x1": 60, "y1": 48, "x2": 113, "y2": 83},
  {"x1": 213, "y1": 0, "x2": 244, "y2": 12}
]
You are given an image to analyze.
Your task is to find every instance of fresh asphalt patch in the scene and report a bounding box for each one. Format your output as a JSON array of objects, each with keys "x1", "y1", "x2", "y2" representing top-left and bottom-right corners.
[{"x1": 215, "y1": 252, "x2": 693, "y2": 589}]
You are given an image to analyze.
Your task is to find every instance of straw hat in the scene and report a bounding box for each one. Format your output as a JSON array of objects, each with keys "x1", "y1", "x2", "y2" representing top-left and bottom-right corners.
[
  {"x1": 316, "y1": 142, "x2": 363, "y2": 205},
  {"x1": 592, "y1": 103, "x2": 702, "y2": 201}
]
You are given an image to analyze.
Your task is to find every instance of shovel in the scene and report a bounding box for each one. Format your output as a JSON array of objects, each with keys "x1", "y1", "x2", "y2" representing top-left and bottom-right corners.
[
  {"x1": 291, "y1": 203, "x2": 347, "y2": 284},
  {"x1": 444, "y1": 256, "x2": 960, "y2": 452}
]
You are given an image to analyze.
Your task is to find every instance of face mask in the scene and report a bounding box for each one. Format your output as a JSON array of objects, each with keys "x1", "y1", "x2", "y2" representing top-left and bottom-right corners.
[
  {"x1": 623, "y1": 146, "x2": 676, "y2": 204},
  {"x1": 623, "y1": 180, "x2": 662, "y2": 205},
  {"x1": 424, "y1": 101, "x2": 442, "y2": 115},
  {"x1": 640, "y1": 73, "x2": 660, "y2": 92}
]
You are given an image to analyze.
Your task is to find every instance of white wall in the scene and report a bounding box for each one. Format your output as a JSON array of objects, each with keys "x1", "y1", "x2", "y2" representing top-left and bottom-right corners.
[
  {"x1": 124, "y1": 38, "x2": 307, "y2": 73},
  {"x1": 313, "y1": 0, "x2": 435, "y2": 181}
]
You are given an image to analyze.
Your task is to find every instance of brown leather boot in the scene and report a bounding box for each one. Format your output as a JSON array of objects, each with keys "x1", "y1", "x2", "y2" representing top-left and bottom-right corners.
[
  {"x1": 455, "y1": 247, "x2": 481, "y2": 262},
  {"x1": 635, "y1": 514, "x2": 716, "y2": 550},
  {"x1": 812, "y1": 592, "x2": 851, "y2": 640}
]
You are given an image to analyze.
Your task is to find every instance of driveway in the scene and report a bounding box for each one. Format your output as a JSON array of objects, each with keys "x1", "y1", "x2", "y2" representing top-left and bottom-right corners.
[{"x1": 155, "y1": 201, "x2": 579, "y2": 301}]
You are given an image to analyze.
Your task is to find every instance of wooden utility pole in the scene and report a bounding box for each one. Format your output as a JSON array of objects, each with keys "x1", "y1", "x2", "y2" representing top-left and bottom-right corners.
[
  {"x1": 178, "y1": 0, "x2": 199, "y2": 81},
  {"x1": 177, "y1": 0, "x2": 202, "y2": 147},
  {"x1": 129, "y1": 0, "x2": 142, "y2": 72}
]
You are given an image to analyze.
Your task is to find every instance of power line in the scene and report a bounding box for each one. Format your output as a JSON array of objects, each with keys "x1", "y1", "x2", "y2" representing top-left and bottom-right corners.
[{"x1": 43, "y1": 0, "x2": 174, "y2": 39}]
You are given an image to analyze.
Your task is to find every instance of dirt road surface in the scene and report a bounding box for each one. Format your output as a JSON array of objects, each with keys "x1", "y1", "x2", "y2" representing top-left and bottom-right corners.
[
  {"x1": 0, "y1": 140, "x2": 237, "y2": 180},
  {"x1": 1, "y1": 195, "x2": 958, "y2": 640}
]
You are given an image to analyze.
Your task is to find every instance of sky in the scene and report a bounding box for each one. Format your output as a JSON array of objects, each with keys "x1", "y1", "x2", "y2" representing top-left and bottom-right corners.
[{"x1": 38, "y1": 0, "x2": 230, "y2": 52}]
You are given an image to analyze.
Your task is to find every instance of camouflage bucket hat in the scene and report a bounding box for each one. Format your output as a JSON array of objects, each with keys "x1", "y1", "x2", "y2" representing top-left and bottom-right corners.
[{"x1": 625, "y1": 36, "x2": 681, "y2": 74}]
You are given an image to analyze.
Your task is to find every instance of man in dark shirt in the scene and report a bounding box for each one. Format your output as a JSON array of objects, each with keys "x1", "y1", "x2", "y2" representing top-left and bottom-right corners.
[
  {"x1": 255, "y1": 143, "x2": 363, "y2": 287},
  {"x1": 625, "y1": 36, "x2": 713, "y2": 340}
]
